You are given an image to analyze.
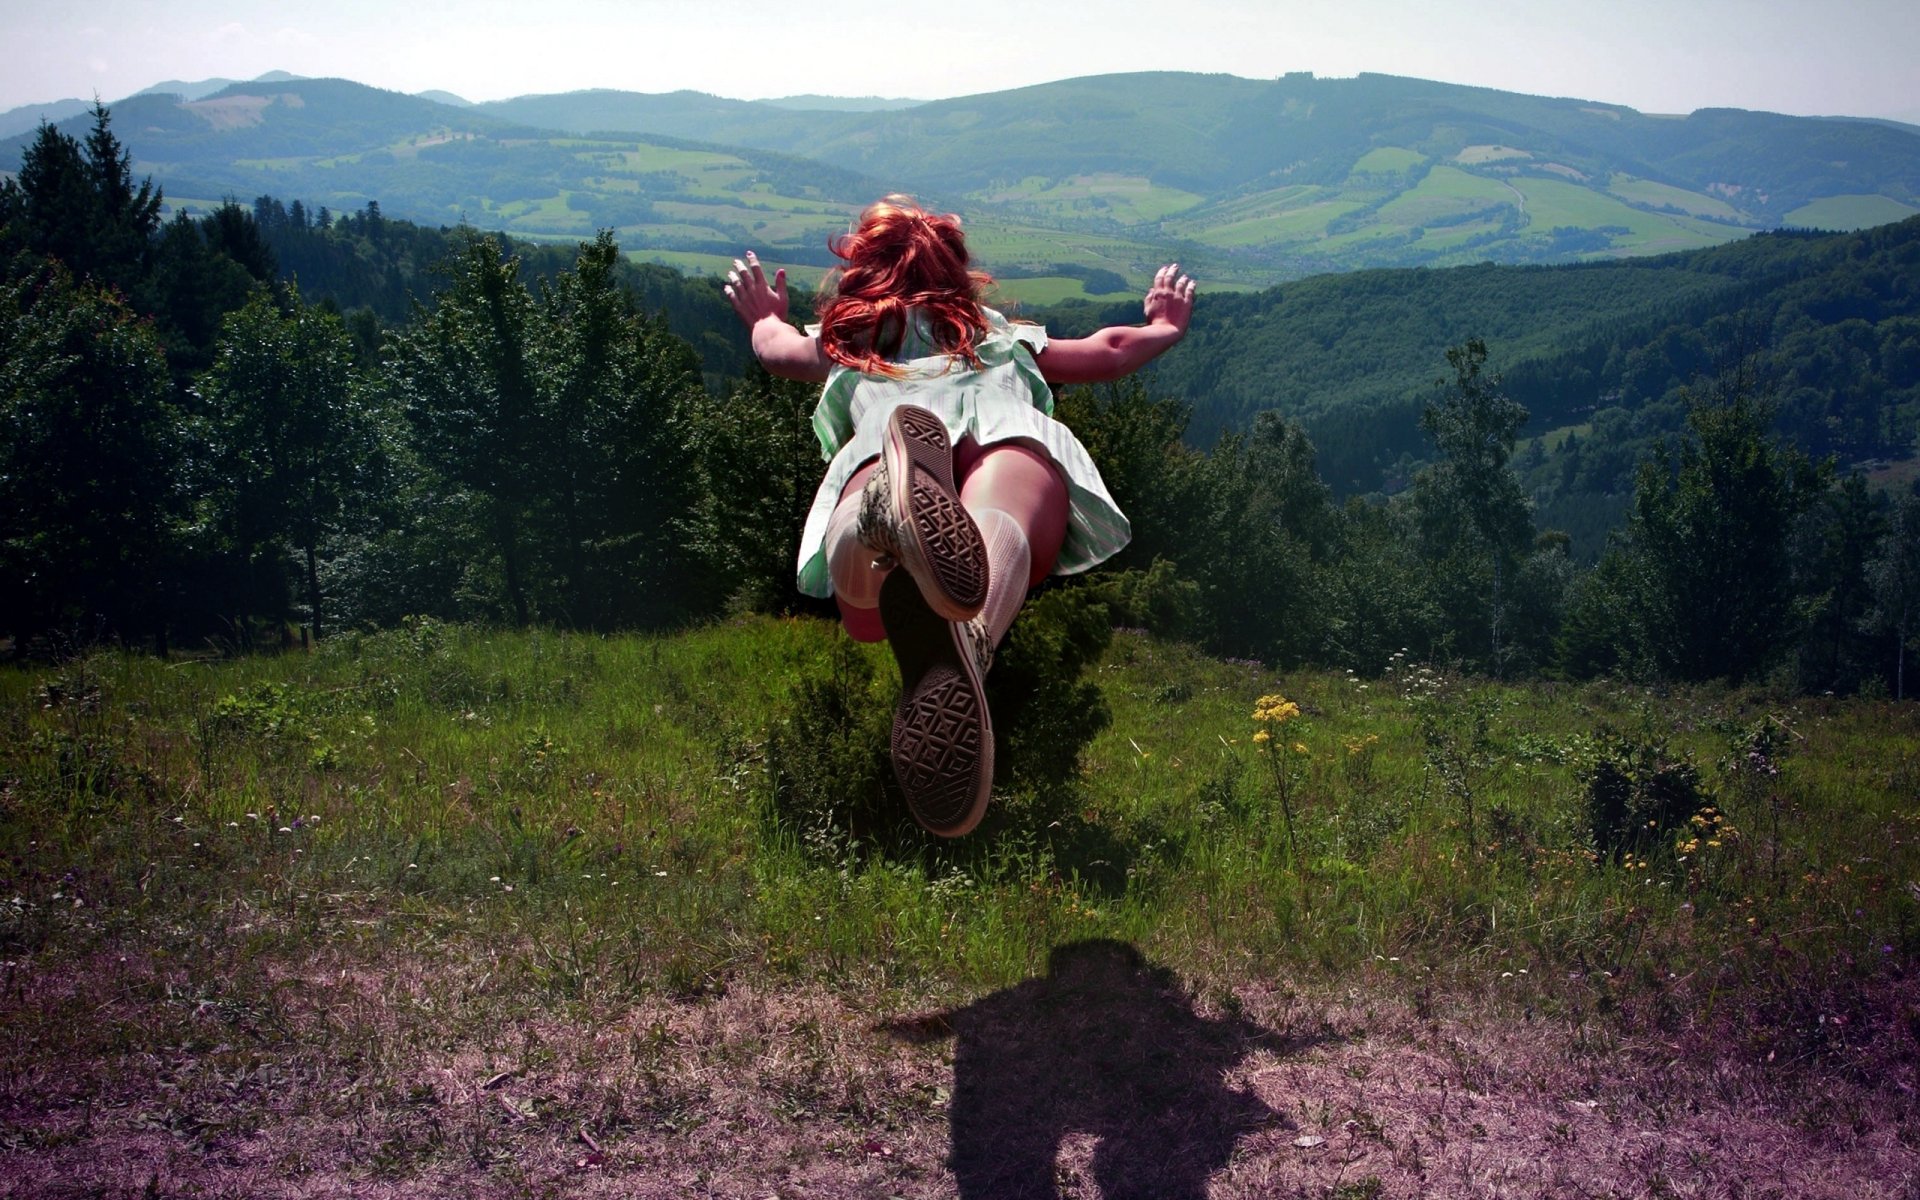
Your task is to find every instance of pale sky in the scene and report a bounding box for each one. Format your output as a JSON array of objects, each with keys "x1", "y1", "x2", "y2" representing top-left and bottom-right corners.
[{"x1": 3, "y1": 0, "x2": 1918, "y2": 123}]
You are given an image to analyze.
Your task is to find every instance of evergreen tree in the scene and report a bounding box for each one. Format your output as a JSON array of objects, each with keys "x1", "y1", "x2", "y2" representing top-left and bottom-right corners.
[
  {"x1": 1411, "y1": 339, "x2": 1535, "y2": 674},
  {"x1": 1617, "y1": 367, "x2": 1828, "y2": 683},
  {"x1": 537, "y1": 230, "x2": 705, "y2": 626},
  {"x1": 387, "y1": 234, "x2": 545, "y2": 625},
  {"x1": 1792, "y1": 472, "x2": 1887, "y2": 693},
  {"x1": 1864, "y1": 491, "x2": 1920, "y2": 699},
  {"x1": 0, "y1": 105, "x2": 160, "y2": 294},
  {"x1": 0, "y1": 261, "x2": 183, "y2": 648},
  {"x1": 686, "y1": 371, "x2": 822, "y2": 616}
]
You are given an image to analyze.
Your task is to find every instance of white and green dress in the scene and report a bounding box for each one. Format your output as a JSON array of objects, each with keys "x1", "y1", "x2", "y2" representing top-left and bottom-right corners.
[{"x1": 794, "y1": 307, "x2": 1132, "y2": 599}]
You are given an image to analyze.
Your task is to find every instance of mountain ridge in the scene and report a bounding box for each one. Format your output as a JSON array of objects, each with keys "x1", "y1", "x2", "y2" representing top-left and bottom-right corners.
[{"x1": 4, "y1": 69, "x2": 1917, "y2": 292}]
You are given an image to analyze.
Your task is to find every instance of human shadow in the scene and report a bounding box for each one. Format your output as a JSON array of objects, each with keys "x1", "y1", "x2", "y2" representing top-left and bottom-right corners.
[{"x1": 880, "y1": 939, "x2": 1334, "y2": 1199}]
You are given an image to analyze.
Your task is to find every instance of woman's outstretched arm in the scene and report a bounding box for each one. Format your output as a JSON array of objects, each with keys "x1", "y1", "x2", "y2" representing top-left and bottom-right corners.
[
  {"x1": 1032, "y1": 264, "x2": 1197, "y2": 385},
  {"x1": 724, "y1": 251, "x2": 831, "y2": 382}
]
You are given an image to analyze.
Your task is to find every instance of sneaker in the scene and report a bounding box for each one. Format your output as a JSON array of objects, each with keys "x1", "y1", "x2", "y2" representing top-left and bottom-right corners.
[
  {"x1": 856, "y1": 407, "x2": 987, "y2": 622},
  {"x1": 880, "y1": 569, "x2": 994, "y2": 837}
]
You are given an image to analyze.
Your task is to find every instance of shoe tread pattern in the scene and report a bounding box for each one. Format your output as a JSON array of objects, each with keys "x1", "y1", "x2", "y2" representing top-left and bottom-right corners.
[
  {"x1": 891, "y1": 407, "x2": 987, "y2": 616},
  {"x1": 893, "y1": 670, "x2": 986, "y2": 832},
  {"x1": 880, "y1": 569, "x2": 993, "y2": 837}
]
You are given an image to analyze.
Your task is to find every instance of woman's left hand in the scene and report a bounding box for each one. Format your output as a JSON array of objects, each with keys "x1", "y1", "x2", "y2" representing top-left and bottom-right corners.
[
  {"x1": 724, "y1": 251, "x2": 789, "y2": 328},
  {"x1": 1142, "y1": 263, "x2": 1197, "y2": 333}
]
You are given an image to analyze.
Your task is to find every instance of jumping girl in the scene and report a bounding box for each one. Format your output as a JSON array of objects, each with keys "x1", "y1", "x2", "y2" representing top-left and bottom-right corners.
[{"x1": 725, "y1": 196, "x2": 1196, "y2": 837}]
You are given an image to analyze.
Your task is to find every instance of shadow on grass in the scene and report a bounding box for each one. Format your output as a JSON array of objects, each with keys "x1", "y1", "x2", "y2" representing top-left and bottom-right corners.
[{"x1": 882, "y1": 939, "x2": 1332, "y2": 1199}]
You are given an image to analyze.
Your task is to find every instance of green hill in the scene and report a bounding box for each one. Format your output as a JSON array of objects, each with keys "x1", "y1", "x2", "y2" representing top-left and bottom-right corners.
[
  {"x1": 10, "y1": 71, "x2": 1920, "y2": 292},
  {"x1": 1064, "y1": 217, "x2": 1920, "y2": 553}
]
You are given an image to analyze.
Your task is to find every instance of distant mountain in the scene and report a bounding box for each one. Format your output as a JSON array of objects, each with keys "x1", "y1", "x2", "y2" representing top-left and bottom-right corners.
[
  {"x1": 758, "y1": 95, "x2": 923, "y2": 112},
  {"x1": 414, "y1": 90, "x2": 473, "y2": 108},
  {"x1": 0, "y1": 98, "x2": 90, "y2": 141},
  {"x1": 134, "y1": 71, "x2": 306, "y2": 102},
  {"x1": 7, "y1": 70, "x2": 1919, "y2": 291},
  {"x1": 473, "y1": 88, "x2": 844, "y2": 143}
]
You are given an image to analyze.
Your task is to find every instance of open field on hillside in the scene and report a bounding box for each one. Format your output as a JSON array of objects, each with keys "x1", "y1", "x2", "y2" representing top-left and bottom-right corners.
[
  {"x1": 1504, "y1": 177, "x2": 1740, "y2": 253},
  {"x1": 975, "y1": 174, "x2": 1207, "y2": 226},
  {"x1": 1786, "y1": 194, "x2": 1920, "y2": 231},
  {"x1": 2, "y1": 621, "x2": 1916, "y2": 1196},
  {"x1": 1606, "y1": 175, "x2": 1748, "y2": 222}
]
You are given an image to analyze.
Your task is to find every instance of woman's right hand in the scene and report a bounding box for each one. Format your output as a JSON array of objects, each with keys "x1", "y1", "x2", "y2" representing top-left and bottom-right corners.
[
  {"x1": 1142, "y1": 263, "x2": 1197, "y2": 332},
  {"x1": 724, "y1": 250, "x2": 789, "y2": 329}
]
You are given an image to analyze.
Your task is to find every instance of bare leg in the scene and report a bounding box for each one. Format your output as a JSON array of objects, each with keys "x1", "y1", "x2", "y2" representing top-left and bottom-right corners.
[
  {"x1": 827, "y1": 460, "x2": 888, "y2": 642},
  {"x1": 956, "y1": 441, "x2": 1070, "y2": 645}
]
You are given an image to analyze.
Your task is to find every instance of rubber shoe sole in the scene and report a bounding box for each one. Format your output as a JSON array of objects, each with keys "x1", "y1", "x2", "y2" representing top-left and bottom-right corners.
[
  {"x1": 880, "y1": 569, "x2": 994, "y2": 837},
  {"x1": 883, "y1": 406, "x2": 987, "y2": 622}
]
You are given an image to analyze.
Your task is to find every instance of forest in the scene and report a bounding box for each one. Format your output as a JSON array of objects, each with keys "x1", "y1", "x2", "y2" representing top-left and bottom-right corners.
[{"x1": 3, "y1": 106, "x2": 1919, "y2": 698}]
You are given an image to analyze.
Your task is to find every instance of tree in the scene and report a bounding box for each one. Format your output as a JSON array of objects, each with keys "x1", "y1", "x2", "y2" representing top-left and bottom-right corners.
[
  {"x1": 1182, "y1": 415, "x2": 1333, "y2": 664},
  {"x1": 536, "y1": 230, "x2": 706, "y2": 626},
  {"x1": 387, "y1": 234, "x2": 545, "y2": 625},
  {"x1": 686, "y1": 371, "x2": 822, "y2": 616},
  {"x1": 1864, "y1": 491, "x2": 1920, "y2": 699},
  {"x1": 1617, "y1": 367, "x2": 1828, "y2": 683},
  {"x1": 385, "y1": 230, "x2": 711, "y2": 628},
  {"x1": 0, "y1": 261, "x2": 183, "y2": 648},
  {"x1": 1792, "y1": 472, "x2": 1886, "y2": 693},
  {"x1": 0, "y1": 104, "x2": 160, "y2": 294},
  {"x1": 1411, "y1": 339, "x2": 1534, "y2": 674},
  {"x1": 199, "y1": 283, "x2": 377, "y2": 640}
]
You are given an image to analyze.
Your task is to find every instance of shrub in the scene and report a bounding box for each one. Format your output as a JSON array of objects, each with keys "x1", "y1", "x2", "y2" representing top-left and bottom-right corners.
[
  {"x1": 763, "y1": 635, "x2": 897, "y2": 852},
  {"x1": 765, "y1": 585, "x2": 1116, "y2": 855},
  {"x1": 1584, "y1": 725, "x2": 1710, "y2": 861},
  {"x1": 984, "y1": 585, "x2": 1113, "y2": 803}
]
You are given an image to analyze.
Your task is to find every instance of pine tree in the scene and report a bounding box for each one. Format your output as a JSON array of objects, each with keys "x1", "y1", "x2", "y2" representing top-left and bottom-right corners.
[{"x1": 1619, "y1": 367, "x2": 1828, "y2": 683}]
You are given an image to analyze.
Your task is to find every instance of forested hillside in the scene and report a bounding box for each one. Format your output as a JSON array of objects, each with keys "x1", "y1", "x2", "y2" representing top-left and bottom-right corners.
[
  {"x1": 1050, "y1": 219, "x2": 1920, "y2": 558},
  {"x1": 4, "y1": 106, "x2": 1918, "y2": 700}
]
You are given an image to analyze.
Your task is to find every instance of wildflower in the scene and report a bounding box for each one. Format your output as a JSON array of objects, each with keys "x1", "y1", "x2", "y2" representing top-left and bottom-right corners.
[
  {"x1": 1292, "y1": 742, "x2": 1309, "y2": 755},
  {"x1": 1252, "y1": 695, "x2": 1301, "y2": 725},
  {"x1": 1252, "y1": 730, "x2": 1271, "y2": 744}
]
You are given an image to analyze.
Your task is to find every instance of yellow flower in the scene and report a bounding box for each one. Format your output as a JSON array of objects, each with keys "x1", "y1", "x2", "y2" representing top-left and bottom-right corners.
[
  {"x1": 1252, "y1": 730, "x2": 1271, "y2": 743},
  {"x1": 1292, "y1": 742, "x2": 1309, "y2": 755},
  {"x1": 1251, "y1": 695, "x2": 1300, "y2": 724}
]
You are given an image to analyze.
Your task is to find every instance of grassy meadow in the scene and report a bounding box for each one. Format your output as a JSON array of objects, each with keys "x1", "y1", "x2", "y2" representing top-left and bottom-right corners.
[{"x1": 3, "y1": 619, "x2": 1917, "y2": 1196}]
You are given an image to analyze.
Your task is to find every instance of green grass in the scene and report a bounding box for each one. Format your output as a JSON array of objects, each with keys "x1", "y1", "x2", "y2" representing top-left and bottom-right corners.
[
  {"x1": 1375, "y1": 167, "x2": 1513, "y2": 227},
  {"x1": 987, "y1": 277, "x2": 1094, "y2": 306},
  {"x1": 4, "y1": 620, "x2": 1913, "y2": 1004},
  {"x1": 1510, "y1": 177, "x2": 1746, "y2": 252},
  {"x1": 1518, "y1": 422, "x2": 1594, "y2": 456},
  {"x1": 1351, "y1": 147, "x2": 1426, "y2": 174},
  {"x1": 629, "y1": 249, "x2": 831, "y2": 288},
  {"x1": 1785, "y1": 194, "x2": 1920, "y2": 231},
  {"x1": 1608, "y1": 174, "x2": 1748, "y2": 220},
  {"x1": 1455, "y1": 145, "x2": 1532, "y2": 165},
  {"x1": 976, "y1": 173, "x2": 1206, "y2": 225},
  {"x1": 1181, "y1": 200, "x2": 1364, "y2": 248}
]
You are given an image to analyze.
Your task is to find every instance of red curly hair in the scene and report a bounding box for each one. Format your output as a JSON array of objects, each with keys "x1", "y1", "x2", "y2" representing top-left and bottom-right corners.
[{"x1": 816, "y1": 196, "x2": 993, "y2": 377}]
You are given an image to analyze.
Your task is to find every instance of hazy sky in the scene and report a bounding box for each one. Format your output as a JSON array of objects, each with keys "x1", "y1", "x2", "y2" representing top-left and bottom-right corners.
[{"x1": 4, "y1": 0, "x2": 1917, "y2": 123}]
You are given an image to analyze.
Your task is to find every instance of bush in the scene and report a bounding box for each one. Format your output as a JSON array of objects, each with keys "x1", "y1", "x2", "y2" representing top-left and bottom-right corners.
[
  {"x1": 763, "y1": 635, "x2": 898, "y2": 852},
  {"x1": 764, "y1": 585, "x2": 1117, "y2": 856},
  {"x1": 984, "y1": 585, "x2": 1114, "y2": 804},
  {"x1": 1584, "y1": 725, "x2": 1711, "y2": 861}
]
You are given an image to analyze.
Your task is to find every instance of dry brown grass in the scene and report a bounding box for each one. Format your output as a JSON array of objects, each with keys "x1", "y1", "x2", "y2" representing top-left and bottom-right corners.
[{"x1": 3, "y1": 928, "x2": 1913, "y2": 1199}]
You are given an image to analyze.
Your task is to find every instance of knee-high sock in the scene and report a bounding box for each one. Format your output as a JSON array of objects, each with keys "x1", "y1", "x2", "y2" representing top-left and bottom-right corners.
[
  {"x1": 826, "y1": 491, "x2": 887, "y2": 610},
  {"x1": 972, "y1": 508, "x2": 1032, "y2": 648}
]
